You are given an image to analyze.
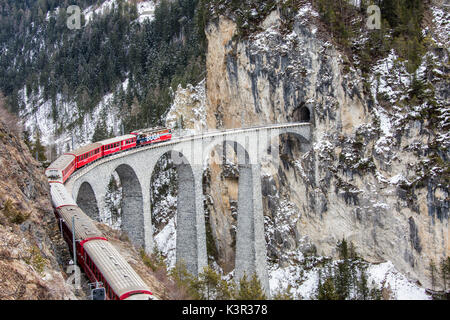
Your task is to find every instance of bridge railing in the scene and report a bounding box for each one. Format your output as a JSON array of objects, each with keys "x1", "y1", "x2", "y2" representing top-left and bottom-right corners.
[{"x1": 170, "y1": 122, "x2": 310, "y2": 139}]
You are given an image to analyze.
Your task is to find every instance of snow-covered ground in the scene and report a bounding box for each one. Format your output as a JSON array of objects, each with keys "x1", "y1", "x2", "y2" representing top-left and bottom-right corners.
[
  {"x1": 154, "y1": 216, "x2": 177, "y2": 268},
  {"x1": 367, "y1": 261, "x2": 430, "y2": 300},
  {"x1": 46, "y1": 1, "x2": 156, "y2": 26},
  {"x1": 19, "y1": 78, "x2": 129, "y2": 157},
  {"x1": 137, "y1": 1, "x2": 156, "y2": 23},
  {"x1": 268, "y1": 254, "x2": 431, "y2": 300}
]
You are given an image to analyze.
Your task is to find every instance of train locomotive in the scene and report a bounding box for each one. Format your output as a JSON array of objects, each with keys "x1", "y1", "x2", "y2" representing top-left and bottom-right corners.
[{"x1": 46, "y1": 127, "x2": 173, "y2": 300}]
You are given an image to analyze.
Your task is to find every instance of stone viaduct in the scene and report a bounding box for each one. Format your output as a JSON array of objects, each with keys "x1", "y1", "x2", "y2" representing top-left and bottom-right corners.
[{"x1": 64, "y1": 123, "x2": 311, "y2": 294}]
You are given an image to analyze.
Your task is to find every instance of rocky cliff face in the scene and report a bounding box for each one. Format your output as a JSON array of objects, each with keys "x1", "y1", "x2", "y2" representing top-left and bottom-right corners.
[
  {"x1": 0, "y1": 112, "x2": 76, "y2": 299},
  {"x1": 202, "y1": 3, "x2": 448, "y2": 291}
]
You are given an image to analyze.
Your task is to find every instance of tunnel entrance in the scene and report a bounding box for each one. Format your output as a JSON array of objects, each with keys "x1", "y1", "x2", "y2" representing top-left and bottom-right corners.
[{"x1": 293, "y1": 105, "x2": 311, "y2": 122}]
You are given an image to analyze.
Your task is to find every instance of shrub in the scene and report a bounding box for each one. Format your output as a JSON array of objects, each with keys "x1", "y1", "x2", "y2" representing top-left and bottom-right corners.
[
  {"x1": 1, "y1": 199, "x2": 31, "y2": 224},
  {"x1": 24, "y1": 245, "x2": 46, "y2": 275}
]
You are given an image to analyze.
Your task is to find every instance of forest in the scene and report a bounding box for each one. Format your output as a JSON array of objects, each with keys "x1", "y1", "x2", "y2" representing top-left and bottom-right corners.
[{"x1": 0, "y1": 0, "x2": 206, "y2": 134}]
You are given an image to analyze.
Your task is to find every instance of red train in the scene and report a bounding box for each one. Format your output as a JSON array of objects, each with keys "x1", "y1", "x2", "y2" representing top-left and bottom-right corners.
[
  {"x1": 50, "y1": 183, "x2": 153, "y2": 300},
  {"x1": 45, "y1": 126, "x2": 173, "y2": 300},
  {"x1": 46, "y1": 128, "x2": 172, "y2": 183}
]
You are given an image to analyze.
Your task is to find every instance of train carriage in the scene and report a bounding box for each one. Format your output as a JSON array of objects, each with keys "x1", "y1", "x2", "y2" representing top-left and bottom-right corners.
[
  {"x1": 54, "y1": 203, "x2": 152, "y2": 300},
  {"x1": 118, "y1": 134, "x2": 137, "y2": 151},
  {"x1": 45, "y1": 154, "x2": 76, "y2": 183},
  {"x1": 83, "y1": 240, "x2": 152, "y2": 300},
  {"x1": 99, "y1": 134, "x2": 137, "y2": 156},
  {"x1": 50, "y1": 182, "x2": 77, "y2": 208},
  {"x1": 68, "y1": 143, "x2": 103, "y2": 169}
]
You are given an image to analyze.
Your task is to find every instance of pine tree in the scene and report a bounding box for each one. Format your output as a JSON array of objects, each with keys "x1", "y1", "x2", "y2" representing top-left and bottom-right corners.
[
  {"x1": 430, "y1": 260, "x2": 437, "y2": 290},
  {"x1": 31, "y1": 131, "x2": 47, "y2": 164},
  {"x1": 235, "y1": 273, "x2": 266, "y2": 300},
  {"x1": 317, "y1": 273, "x2": 339, "y2": 300},
  {"x1": 92, "y1": 118, "x2": 110, "y2": 142}
]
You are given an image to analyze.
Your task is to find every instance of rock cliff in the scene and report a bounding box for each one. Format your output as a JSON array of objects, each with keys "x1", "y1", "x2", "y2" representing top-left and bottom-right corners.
[
  {"x1": 0, "y1": 108, "x2": 76, "y2": 299},
  {"x1": 202, "y1": 3, "x2": 448, "y2": 291}
]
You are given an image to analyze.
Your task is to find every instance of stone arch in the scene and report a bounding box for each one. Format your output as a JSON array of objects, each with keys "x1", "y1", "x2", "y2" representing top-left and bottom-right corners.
[
  {"x1": 76, "y1": 181, "x2": 100, "y2": 221},
  {"x1": 203, "y1": 137, "x2": 253, "y2": 169},
  {"x1": 279, "y1": 130, "x2": 312, "y2": 157},
  {"x1": 113, "y1": 163, "x2": 145, "y2": 248}
]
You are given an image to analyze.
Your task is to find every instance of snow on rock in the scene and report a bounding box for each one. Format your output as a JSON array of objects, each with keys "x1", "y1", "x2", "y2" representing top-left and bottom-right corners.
[
  {"x1": 137, "y1": 1, "x2": 156, "y2": 23},
  {"x1": 388, "y1": 174, "x2": 408, "y2": 185},
  {"x1": 84, "y1": 0, "x2": 117, "y2": 24},
  {"x1": 367, "y1": 261, "x2": 431, "y2": 300},
  {"x1": 430, "y1": 5, "x2": 450, "y2": 48},
  {"x1": 165, "y1": 79, "x2": 206, "y2": 135},
  {"x1": 154, "y1": 216, "x2": 177, "y2": 269}
]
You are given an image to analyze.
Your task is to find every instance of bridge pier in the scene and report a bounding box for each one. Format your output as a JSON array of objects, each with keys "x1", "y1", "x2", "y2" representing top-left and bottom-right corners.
[
  {"x1": 176, "y1": 164, "x2": 207, "y2": 276},
  {"x1": 235, "y1": 163, "x2": 270, "y2": 296}
]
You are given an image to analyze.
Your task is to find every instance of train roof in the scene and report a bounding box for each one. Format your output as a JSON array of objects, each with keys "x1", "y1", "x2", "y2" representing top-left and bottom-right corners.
[
  {"x1": 131, "y1": 127, "x2": 167, "y2": 135},
  {"x1": 97, "y1": 135, "x2": 136, "y2": 146},
  {"x1": 69, "y1": 143, "x2": 102, "y2": 157},
  {"x1": 56, "y1": 205, "x2": 103, "y2": 240},
  {"x1": 50, "y1": 183, "x2": 77, "y2": 208},
  {"x1": 46, "y1": 154, "x2": 75, "y2": 171},
  {"x1": 83, "y1": 240, "x2": 151, "y2": 299}
]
